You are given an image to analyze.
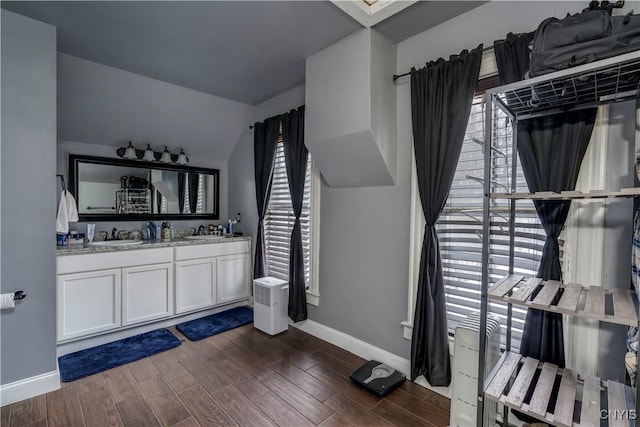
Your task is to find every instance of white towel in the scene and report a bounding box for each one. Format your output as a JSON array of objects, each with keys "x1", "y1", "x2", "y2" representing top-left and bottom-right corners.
[
  {"x1": 65, "y1": 190, "x2": 79, "y2": 223},
  {"x1": 56, "y1": 190, "x2": 79, "y2": 234}
]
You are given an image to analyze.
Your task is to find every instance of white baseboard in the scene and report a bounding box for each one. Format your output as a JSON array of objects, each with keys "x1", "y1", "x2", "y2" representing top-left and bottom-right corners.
[
  {"x1": 291, "y1": 319, "x2": 452, "y2": 399},
  {"x1": 0, "y1": 370, "x2": 60, "y2": 407}
]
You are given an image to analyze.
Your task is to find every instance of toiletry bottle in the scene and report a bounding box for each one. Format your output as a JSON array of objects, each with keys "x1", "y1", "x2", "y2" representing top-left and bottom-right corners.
[
  {"x1": 169, "y1": 222, "x2": 174, "y2": 240},
  {"x1": 228, "y1": 219, "x2": 233, "y2": 235},
  {"x1": 155, "y1": 224, "x2": 161, "y2": 241},
  {"x1": 87, "y1": 224, "x2": 96, "y2": 243}
]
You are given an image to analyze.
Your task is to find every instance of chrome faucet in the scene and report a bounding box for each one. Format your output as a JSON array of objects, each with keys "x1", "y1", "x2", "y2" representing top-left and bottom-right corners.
[{"x1": 197, "y1": 225, "x2": 205, "y2": 235}]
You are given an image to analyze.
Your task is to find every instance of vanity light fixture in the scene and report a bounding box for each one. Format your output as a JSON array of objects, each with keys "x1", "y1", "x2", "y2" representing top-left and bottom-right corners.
[
  {"x1": 176, "y1": 148, "x2": 188, "y2": 165},
  {"x1": 116, "y1": 142, "x2": 188, "y2": 164},
  {"x1": 142, "y1": 144, "x2": 156, "y2": 161},
  {"x1": 160, "y1": 146, "x2": 172, "y2": 163},
  {"x1": 123, "y1": 141, "x2": 137, "y2": 159}
]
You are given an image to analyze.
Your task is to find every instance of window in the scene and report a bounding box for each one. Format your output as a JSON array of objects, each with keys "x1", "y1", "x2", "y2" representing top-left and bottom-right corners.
[
  {"x1": 264, "y1": 135, "x2": 321, "y2": 304},
  {"x1": 183, "y1": 174, "x2": 205, "y2": 214},
  {"x1": 404, "y1": 85, "x2": 553, "y2": 351}
]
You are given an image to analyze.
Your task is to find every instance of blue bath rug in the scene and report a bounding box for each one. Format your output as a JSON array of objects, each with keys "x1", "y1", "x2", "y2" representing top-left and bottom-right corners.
[
  {"x1": 176, "y1": 306, "x2": 253, "y2": 341},
  {"x1": 58, "y1": 328, "x2": 181, "y2": 382}
]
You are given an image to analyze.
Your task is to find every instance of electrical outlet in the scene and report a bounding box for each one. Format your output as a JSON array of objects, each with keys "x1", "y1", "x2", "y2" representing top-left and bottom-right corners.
[{"x1": 236, "y1": 213, "x2": 241, "y2": 223}]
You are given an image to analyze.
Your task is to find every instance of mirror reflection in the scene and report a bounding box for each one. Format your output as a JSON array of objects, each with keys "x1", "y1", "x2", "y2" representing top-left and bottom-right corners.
[{"x1": 69, "y1": 154, "x2": 219, "y2": 221}]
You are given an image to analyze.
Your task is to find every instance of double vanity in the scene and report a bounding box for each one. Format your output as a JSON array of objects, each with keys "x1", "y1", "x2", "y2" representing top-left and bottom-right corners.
[{"x1": 56, "y1": 236, "x2": 252, "y2": 346}]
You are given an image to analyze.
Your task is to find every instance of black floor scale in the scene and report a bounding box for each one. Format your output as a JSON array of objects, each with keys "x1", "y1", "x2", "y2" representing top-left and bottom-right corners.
[{"x1": 349, "y1": 360, "x2": 406, "y2": 397}]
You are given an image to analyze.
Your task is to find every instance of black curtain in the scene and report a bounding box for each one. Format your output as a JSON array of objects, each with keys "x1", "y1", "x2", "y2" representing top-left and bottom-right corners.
[
  {"x1": 493, "y1": 32, "x2": 534, "y2": 83},
  {"x1": 189, "y1": 173, "x2": 199, "y2": 214},
  {"x1": 495, "y1": 33, "x2": 597, "y2": 367},
  {"x1": 253, "y1": 117, "x2": 280, "y2": 279},
  {"x1": 410, "y1": 45, "x2": 483, "y2": 386},
  {"x1": 150, "y1": 184, "x2": 161, "y2": 214},
  {"x1": 282, "y1": 106, "x2": 308, "y2": 322},
  {"x1": 518, "y1": 111, "x2": 595, "y2": 365},
  {"x1": 178, "y1": 173, "x2": 186, "y2": 214}
]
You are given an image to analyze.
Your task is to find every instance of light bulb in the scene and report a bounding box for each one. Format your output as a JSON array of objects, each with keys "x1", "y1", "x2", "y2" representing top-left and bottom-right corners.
[
  {"x1": 160, "y1": 146, "x2": 172, "y2": 163},
  {"x1": 123, "y1": 141, "x2": 137, "y2": 159},
  {"x1": 142, "y1": 144, "x2": 155, "y2": 161},
  {"x1": 176, "y1": 148, "x2": 188, "y2": 165}
]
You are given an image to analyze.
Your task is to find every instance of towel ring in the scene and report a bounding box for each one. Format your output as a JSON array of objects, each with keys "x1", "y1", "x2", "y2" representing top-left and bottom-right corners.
[{"x1": 56, "y1": 174, "x2": 66, "y2": 192}]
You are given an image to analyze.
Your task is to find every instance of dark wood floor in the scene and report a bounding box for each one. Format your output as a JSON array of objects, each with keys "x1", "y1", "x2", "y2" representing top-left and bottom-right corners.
[{"x1": 0, "y1": 324, "x2": 450, "y2": 427}]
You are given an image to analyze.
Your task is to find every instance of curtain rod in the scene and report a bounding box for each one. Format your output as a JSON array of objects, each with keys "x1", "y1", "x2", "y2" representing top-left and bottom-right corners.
[
  {"x1": 249, "y1": 105, "x2": 305, "y2": 129},
  {"x1": 393, "y1": 44, "x2": 496, "y2": 82}
]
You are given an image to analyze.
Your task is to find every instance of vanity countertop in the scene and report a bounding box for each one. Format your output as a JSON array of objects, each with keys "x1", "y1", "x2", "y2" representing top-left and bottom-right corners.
[{"x1": 56, "y1": 235, "x2": 251, "y2": 256}]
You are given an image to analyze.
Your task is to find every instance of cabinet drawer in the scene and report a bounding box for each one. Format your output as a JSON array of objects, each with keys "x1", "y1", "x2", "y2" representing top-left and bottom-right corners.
[
  {"x1": 174, "y1": 241, "x2": 249, "y2": 261},
  {"x1": 57, "y1": 248, "x2": 173, "y2": 274}
]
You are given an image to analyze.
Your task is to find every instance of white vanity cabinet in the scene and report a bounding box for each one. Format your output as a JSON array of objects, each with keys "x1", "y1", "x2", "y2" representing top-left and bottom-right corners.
[
  {"x1": 56, "y1": 239, "x2": 252, "y2": 343},
  {"x1": 175, "y1": 258, "x2": 217, "y2": 314},
  {"x1": 216, "y1": 253, "x2": 251, "y2": 304},
  {"x1": 56, "y1": 248, "x2": 173, "y2": 342},
  {"x1": 57, "y1": 269, "x2": 122, "y2": 341},
  {"x1": 122, "y1": 263, "x2": 173, "y2": 326},
  {"x1": 174, "y1": 240, "x2": 251, "y2": 314}
]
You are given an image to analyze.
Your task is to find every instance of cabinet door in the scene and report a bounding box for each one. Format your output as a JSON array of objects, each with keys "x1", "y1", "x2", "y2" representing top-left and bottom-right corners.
[
  {"x1": 122, "y1": 263, "x2": 173, "y2": 326},
  {"x1": 216, "y1": 253, "x2": 251, "y2": 304},
  {"x1": 175, "y1": 258, "x2": 216, "y2": 314},
  {"x1": 57, "y1": 269, "x2": 121, "y2": 342}
]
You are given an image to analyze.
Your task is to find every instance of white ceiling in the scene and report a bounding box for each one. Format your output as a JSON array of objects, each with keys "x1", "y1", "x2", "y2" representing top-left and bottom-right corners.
[{"x1": 2, "y1": 1, "x2": 486, "y2": 105}]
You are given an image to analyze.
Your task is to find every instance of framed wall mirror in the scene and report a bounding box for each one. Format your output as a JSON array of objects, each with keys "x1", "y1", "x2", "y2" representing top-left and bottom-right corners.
[{"x1": 68, "y1": 154, "x2": 220, "y2": 221}]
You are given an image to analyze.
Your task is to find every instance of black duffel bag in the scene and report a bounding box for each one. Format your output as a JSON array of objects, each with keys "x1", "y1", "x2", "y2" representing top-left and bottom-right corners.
[
  {"x1": 120, "y1": 175, "x2": 149, "y2": 190},
  {"x1": 529, "y1": 8, "x2": 640, "y2": 77}
]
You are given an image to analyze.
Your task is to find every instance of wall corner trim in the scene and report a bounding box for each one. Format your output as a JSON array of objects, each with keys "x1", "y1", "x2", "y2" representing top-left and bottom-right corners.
[{"x1": 0, "y1": 370, "x2": 60, "y2": 407}]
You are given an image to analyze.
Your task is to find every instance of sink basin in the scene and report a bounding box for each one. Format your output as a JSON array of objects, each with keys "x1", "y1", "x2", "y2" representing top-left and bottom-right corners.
[
  {"x1": 183, "y1": 235, "x2": 227, "y2": 241},
  {"x1": 87, "y1": 239, "x2": 143, "y2": 247}
]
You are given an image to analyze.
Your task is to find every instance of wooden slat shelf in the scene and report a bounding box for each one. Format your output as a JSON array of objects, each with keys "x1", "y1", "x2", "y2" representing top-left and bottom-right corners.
[
  {"x1": 488, "y1": 274, "x2": 639, "y2": 327},
  {"x1": 479, "y1": 51, "x2": 640, "y2": 427},
  {"x1": 490, "y1": 187, "x2": 640, "y2": 200},
  {"x1": 484, "y1": 351, "x2": 635, "y2": 427}
]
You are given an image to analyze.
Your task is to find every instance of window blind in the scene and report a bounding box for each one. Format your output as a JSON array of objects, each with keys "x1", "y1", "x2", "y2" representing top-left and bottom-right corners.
[
  {"x1": 264, "y1": 136, "x2": 313, "y2": 287},
  {"x1": 436, "y1": 97, "x2": 553, "y2": 350}
]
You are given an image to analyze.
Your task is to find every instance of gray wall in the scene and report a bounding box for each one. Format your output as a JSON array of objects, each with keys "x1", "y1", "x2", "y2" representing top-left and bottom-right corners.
[
  {"x1": 310, "y1": 1, "x2": 598, "y2": 360},
  {"x1": 57, "y1": 53, "x2": 254, "y2": 161},
  {"x1": 1, "y1": 10, "x2": 57, "y2": 384},
  {"x1": 56, "y1": 51, "x2": 254, "y2": 235},
  {"x1": 305, "y1": 29, "x2": 397, "y2": 188},
  {"x1": 228, "y1": 85, "x2": 305, "y2": 261},
  {"x1": 57, "y1": 140, "x2": 230, "y2": 237},
  {"x1": 228, "y1": 1, "x2": 631, "y2": 361}
]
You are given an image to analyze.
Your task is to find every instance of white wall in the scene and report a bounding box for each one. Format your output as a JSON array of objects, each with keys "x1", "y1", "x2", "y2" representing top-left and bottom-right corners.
[
  {"x1": 599, "y1": 101, "x2": 637, "y2": 381},
  {"x1": 1, "y1": 10, "x2": 58, "y2": 394},
  {"x1": 78, "y1": 181, "x2": 120, "y2": 213}
]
